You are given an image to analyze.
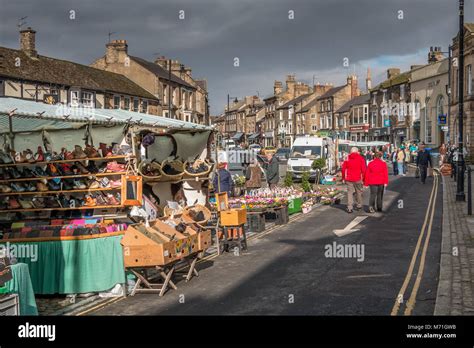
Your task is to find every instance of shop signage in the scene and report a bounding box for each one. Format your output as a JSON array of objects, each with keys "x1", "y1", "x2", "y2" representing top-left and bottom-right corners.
[
  {"x1": 264, "y1": 131, "x2": 274, "y2": 138},
  {"x1": 369, "y1": 127, "x2": 389, "y2": 137},
  {"x1": 43, "y1": 94, "x2": 59, "y2": 105},
  {"x1": 383, "y1": 119, "x2": 391, "y2": 127},
  {"x1": 441, "y1": 126, "x2": 448, "y2": 132},
  {"x1": 395, "y1": 128, "x2": 406, "y2": 136},
  {"x1": 349, "y1": 124, "x2": 369, "y2": 132},
  {"x1": 438, "y1": 114, "x2": 447, "y2": 125}
]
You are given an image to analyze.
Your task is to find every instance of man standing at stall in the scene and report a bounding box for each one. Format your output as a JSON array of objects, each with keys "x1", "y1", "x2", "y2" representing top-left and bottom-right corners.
[
  {"x1": 266, "y1": 153, "x2": 279, "y2": 190},
  {"x1": 342, "y1": 147, "x2": 366, "y2": 213}
]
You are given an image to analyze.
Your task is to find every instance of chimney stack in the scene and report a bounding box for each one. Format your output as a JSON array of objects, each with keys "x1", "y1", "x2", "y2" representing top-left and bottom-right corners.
[
  {"x1": 105, "y1": 39, "x2": 128, "y2": 64},
  {"x1": 19, "y1": 27, "x2": 37, "y2": 57},
  {"x1": 274, "y1": 81, "x2": 283, "y2": 95},
  {"x1": 347, "y1": 75, "x2": 359, "y2": 98},
  {"x1": 155, "y1": 56, "x2": 168, "y2": 69},
  {"x1": 387, "y1": 68, "x2": 400, "y2": 79},
  {"x1": 286, "y1": 74, "x2": 296, "y2": 96},
  {"x1": 428, "y1": 46, "x2": 444, "y2": 63},
  {"x1": 366, "y1": 67, "x2": 372, "y2": 91}
]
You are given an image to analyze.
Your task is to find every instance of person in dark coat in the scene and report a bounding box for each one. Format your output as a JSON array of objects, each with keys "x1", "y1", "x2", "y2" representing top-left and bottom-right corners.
[
  {"x1": 416, "y1": 145, "x2": 432, "y2": 184},
  {"x1": 212, "y1": 162, "x2": 233, "y2": 196},
  {"x1": 266, "y1": 153, "x2": 279, "y2": 189}
]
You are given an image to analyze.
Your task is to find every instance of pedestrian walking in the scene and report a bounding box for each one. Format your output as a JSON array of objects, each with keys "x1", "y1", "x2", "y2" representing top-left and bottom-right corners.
[
  {"x1": 391, "y1": 149, "x2": 398, "y2": 175},
  {"x1": 439, "y1": 143, "x2": 447, "y2": 165},
  {"x1": 341, "y1": 147, "x2": 366, "y2": 213},
  {"x1": 245, "y1": 159, "x2": 263, "y2": 193},
  {"x1": 266, "y1": 152, "x2": 279, "y2": 190},
  {"x1": 397, "y1": 147, "x2": 406, "y2": 176},
  {"x1": 416, "y1": 144, "x2": 433, "y2": 184},
  {"x1": 364, "y1": 152, "x2": 389, "y2": 213},
  {"x1": 212, "y1": 162, "x2": 233, "y2": 197}
]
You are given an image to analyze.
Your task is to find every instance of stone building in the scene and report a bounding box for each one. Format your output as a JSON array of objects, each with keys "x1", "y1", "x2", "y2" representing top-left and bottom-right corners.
[
  {"x1": 0, "y1": 28, "x2": 158, "y2": 113},
  {"x1": 410, "y1": 48, "x2": 448, "y2": 148},
  {"x1": 223, "y1": 95, "x2": 262, "y2": 144},
  {"x1": 369, "y1": 69, "x2": 412, "y2": 145},
  {"x1": 246, "y1": 106, "x2": 265, "y2": 144},
  {"x1": 316, "y1": 75, "x2": 360, "y2": 139},
  {"x1": 449, "y1": 23, "x2": 474, "y2": 156},
  {"x1": 335, "y1": 94, "x2": 370, "y2": 142},
  {"x1": 91, "y1": 40, "x2": 208, "y2": 124}
]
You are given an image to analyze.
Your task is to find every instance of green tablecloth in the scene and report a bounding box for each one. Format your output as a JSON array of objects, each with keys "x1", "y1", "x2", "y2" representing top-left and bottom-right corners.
[
  {"x1": 1, "y1": 235, "x2": 125, "y2": 295},
  {"x1": 6, "y1": 263, "x2": 38, "y2": 315}
]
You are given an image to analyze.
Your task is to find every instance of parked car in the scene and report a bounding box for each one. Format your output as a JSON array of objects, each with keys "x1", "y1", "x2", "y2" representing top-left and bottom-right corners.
[
  {"x1": 275, "y1": 147, "x2": 290, "y2": 162},
  {"x1": 249, "y1": 143, "x2": 262, "y2": 153},
  {"x1": 261, "y1": 146, "x2": 277, "y2": 156}
]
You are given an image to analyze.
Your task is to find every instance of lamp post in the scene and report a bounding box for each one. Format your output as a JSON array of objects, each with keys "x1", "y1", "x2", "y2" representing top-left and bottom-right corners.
[{"x1": 456, "y1": 0, "x2": 465, "y2": 202}]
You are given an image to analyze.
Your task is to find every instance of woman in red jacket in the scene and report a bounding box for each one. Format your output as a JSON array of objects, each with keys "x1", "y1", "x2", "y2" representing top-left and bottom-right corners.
[{"x1": 363, "y1": 152, "x2": 389, "y2": 213}]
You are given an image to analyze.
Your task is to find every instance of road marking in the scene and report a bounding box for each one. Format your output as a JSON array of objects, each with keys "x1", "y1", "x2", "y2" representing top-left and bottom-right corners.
[
  {"x1": 390, "y1": 173, "x2": 438, "y2": 316},
  {"x1": 346, "y1": 273, "x2": 391, "y2": 279},
  {"x1": 333, "y1": 216, "x2": 367, "y2": 237},
  {"x1": 404, "y1": 173, "x2": 439, "y2": 315}
]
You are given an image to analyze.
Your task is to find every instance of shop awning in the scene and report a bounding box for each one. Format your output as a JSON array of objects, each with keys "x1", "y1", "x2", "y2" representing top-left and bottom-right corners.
[
  {"x1": 0, "y1": 97, "x2": 212, "y2": 132},
  {"x1": 232, "y1": 132, "x2": 244, "y2": 140},
  {"x1": 248, "y1": 133, "x2": 260, "y2": 140}
]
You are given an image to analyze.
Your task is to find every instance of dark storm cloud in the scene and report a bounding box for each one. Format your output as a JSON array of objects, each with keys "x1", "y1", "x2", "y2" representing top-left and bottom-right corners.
[{"x1": 0, "y1": 0, "x2": 472, "y2": 114}]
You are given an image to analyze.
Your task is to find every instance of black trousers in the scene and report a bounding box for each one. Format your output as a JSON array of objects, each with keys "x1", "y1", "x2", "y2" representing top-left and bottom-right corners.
[
  {"x1": 369, "y1": 185, "x2": 384, "y2": 211},
  {"x1": 419, "y1": 165, "x2": 428, "y2": 183}
]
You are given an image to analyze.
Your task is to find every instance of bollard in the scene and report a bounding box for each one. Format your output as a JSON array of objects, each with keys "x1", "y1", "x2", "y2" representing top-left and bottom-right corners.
[{"x1": 468, "y1": 166, "x2": 472, "y2": 215}]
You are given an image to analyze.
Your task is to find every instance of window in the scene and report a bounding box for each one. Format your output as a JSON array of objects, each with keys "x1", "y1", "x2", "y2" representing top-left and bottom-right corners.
[
  {"x1": 311, "y1": 113, "x2": 316, "y2": 119},
  {"x1": 363, "y1": 106, "x2": 368, "y2": 124},
  {"x1": 400, "y1": 84, "x2": 405, "y2": 100},
  {"x1": 71, "y1": 91, "x2": 79, "y2": 106},
  {"x1": 141, "y1": 100, "x2": 148, "y2": 113},
  {"x1": 327, "y1": 101, "x2": 331, "y2": 111},
  {"x1": 124, "y1": 97, "x2": 130, "y2": 110},
  {"x1": 113, "y1": 95, "x2": 121, "y2": 109},
  {"x1": 279, "y1": 110, "x2": 283, "y2": 121},
  {"x1": 320, "y1": 103, "x2": 324, "y2": 112},
  {"x1": 467, "y1": 65, "x2": 472, "y2": 95},
  {"x1": 382, "y1": 90, "x2": 387, "y2": 103},
  {"x1": 312, "y1": 125, "x2": 318, "y2": 131},
  {"x1": 133, "y1": 98, "x2": 139, "y2": 112},
  {"x1": 81, "y1": 92, "x2": 93, "y2": 107}
]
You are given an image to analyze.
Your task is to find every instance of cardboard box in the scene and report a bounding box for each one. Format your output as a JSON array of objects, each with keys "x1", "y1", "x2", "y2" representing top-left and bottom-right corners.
[
  {"x1": 220, "y1": 208, "x2": 247, "y2": 226},
  {"x1": 149, "y1": 220, "x2": 200, "y2": 259}
]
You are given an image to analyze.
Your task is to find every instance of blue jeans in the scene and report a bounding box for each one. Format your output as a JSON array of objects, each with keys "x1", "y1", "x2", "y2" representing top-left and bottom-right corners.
[{"x1": 397, "y1": 162, "x2": 404, "y2": 175}]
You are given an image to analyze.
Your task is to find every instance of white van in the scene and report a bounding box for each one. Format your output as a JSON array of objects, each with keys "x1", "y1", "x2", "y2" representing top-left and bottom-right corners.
[
  {"x1": 222, "y1": 139, "x2": 236, "y2": 150},
  {"x1": 287, "y1": 136, "x2": 328, "y2": 181}
]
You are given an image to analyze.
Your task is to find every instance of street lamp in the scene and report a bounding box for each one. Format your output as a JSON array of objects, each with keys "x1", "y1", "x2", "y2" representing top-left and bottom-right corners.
[{"x1": 456, "y1": 0, "x2": 465, "y2": 201}]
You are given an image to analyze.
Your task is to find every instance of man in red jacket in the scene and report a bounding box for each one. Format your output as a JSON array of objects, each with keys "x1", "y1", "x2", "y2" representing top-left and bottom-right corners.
[
  {"x1": 363, "y1": 151, "x2": 389, "y2": 213},
  {"x1": 341, "y1": 147, "x2": 366, "y2": 213}
]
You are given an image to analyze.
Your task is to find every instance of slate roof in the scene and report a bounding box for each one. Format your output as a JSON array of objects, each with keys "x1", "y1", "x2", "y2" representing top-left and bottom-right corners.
[
  {"x1": 0, "y1": 47, "x2": 157, "y2": 100},
  {"x1": 335, "y1": 94, "x2": 370, "y2": 113},
  {"x1": 277, "y1": 93, "x2": 312, "y2": 110},
  {"x1": 371, "y1": 71, "x2": 410, "y2": 91},
  {"x1": 317, "y1": 85, "x2": 346, "y2": 100},
  {"x1": 129, "y1": 56, "x2": 195, "y2": 89}
]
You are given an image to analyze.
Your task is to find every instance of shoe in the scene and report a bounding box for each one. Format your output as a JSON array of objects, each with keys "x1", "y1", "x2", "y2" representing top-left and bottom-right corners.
[
  {"x1": 73, "y1": 180, "x2": 87, "y2": 189},
  {"x1": 59, "y1": 164, "x2": 74, "y2": 176},
  {"x1": 106, "y1": 193, "x2": 120, "y2": 205},
  {"x1": 24, "y1": 149, "x2": 35, "y2": 163},
  {"x1": 44, "y1": 152, "x2": 52, "y2": 162},
  {"x1": 57, "y1": 194, "x2": 70, "y2": 208},
  {"x1": 32, "y1": 166, "x2": 47, "y2": 177},
  {"x1": 106, "y1": 161, "x2": 126, "y2": 173},
  {"x1": 109, "y1": 179, "x2": 121, "y2": 188},
  {"x1": 0, "y1": 199, "x2": 8, "y2": 210},
  {"x1": 36, "y1": 182, "x2": 49, "y2": 192},
  {"x1": 368, "y1": 207, "x2": 375, "y2": 213},
  {"x1": 61, "y1": 148, "x2": 74, "y2": 160},
  {"x1": 31, "y1": 198, "x2": 45, "y2": 209},
  {"x1": 26, "y1": 182, "x2": 37, "y2": 192},
  {"x1": 8, "y1": 197, "x2": 21, "y2": 209},
  {"x1": 46, "y1": 163, "x2": 60, "y2": 177},
  {"x1": 22, "y1": 168, "x2": 35, "y2": 178},
  {"x1": 44, "y1": 197, "x2": 59, "y2": 208},
  {"x1": 354, "y1": 206, "x2": 362, "y2": 211},
  {"x1": 72, "y1": 145, "x2": 87, "y2": 159},
  {"x1": 7, "y1": 167, "x2": 21, "y2": 179},
  {"x1": 62, "y1": 179, "x2": 74, "y2": 190},
  {"x1": 0, "y1": 184, "x2": 12, "y2": 193},
  {"x1": 99, "y1": 143, "x2": 108, "y2": 157},
  {"x1": 86, "y1": 161, "x2": 99, "y2": 174},
  {"x1": 1, "y1": 168, "x2": 11, "y2": 180},
  {"x1": 84, "y1": 145, "x2": 99, "y2": 158},
  {"x1": 18, "y1": 198, "x2": 33, "y2": 209},
  {"x1": 73, "y1": 162, "x2": 89, "y2": 174},
  {"x1": 34, "y1": 146, "x2": 44, "y2": 162},
  {"x1": 346, "y1": 208, "x2": 353, "y2": 213},
  {"x1": 111, "y1": 143, "x2": 121, "y2": 156},
  {"x1": 88, "y1": 180, "x2": 100, "y2": 189},
  {"x1": 51, "y1": 151, "x2": 64, "y2": 161},
  {"x1": 48, "y1": 181, "x2": 61, "y2": 191},
  {"x1": 0, "y1": 150, "x2": 13, "y2": 164},
  {"x1": 95, "y1": 194, "x2": 108, "y2": 206},
  {"x1": 11, "y1": 183, "x2": 26, "y2": 192},
  {"x1": 84, "y1": 195, "x2": 97, "y2": 207},
  {"x1": 377, "y1": 209, "x2": 383, "y2": 212}
]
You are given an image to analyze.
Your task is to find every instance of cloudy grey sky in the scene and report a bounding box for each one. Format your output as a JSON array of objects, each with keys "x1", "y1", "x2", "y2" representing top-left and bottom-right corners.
[{"x1": 0, "y1": 0, "x2": 473, "y2": 114}]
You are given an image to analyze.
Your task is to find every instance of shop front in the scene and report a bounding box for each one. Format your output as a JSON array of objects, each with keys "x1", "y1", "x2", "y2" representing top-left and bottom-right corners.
[
  {"x1": 369, "y1": 127, "x2": 390, "y2": 142},
  {"x1": 264, "y1": 131, "x2": 274, "y2": 147},
  {"x1": 393, "y1": 127, "x2": 408, "y2": 146},
  {"x1": 349, "y1": 124, "x2": 369, "y2": 142}
]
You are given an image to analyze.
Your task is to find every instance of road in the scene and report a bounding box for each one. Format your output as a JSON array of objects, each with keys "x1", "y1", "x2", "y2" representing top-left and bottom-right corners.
[{"x1": 91, "y1": 170, "x2": 442, "y2": 316}]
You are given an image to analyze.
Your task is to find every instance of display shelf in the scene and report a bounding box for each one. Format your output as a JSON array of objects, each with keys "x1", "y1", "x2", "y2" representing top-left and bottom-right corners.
[
  {"x1": 0, "y1": 172, "x2": 126, "y2": 183},
  {"x1": 0, "y1": 187, "x2": 121, "y2": 196},
  {"x1": 0, "y1": 205, "x2": 124, "y2": 213},
  {"x1": 0, "y1": 155, "x2": 134, "y2": 168}
]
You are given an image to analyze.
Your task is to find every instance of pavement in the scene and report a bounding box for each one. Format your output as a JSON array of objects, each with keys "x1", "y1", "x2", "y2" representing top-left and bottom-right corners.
[
  {"x1": 91, "y1": 167, "x2": 443, "y2": 316},
  {"x1": 435, "y1": 173, "x2": 474, "y2": 315}
]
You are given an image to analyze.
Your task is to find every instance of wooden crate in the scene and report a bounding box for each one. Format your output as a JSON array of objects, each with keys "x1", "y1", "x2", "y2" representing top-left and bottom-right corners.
[
  {"x1": 220, "y1": 208, "x2": 247, "y2": 226},
  {"x1": 121, "y1": 224, "x2": 177, "y2": 267},
  {"x1": 149, "y1": 220, "x2": 200, "y2": 259}
]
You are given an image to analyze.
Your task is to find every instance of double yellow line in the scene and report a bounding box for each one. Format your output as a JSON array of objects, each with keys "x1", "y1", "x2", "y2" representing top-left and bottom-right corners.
[{"x1": 391, "y1": 171, "x2": 439, "y2": 316}]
